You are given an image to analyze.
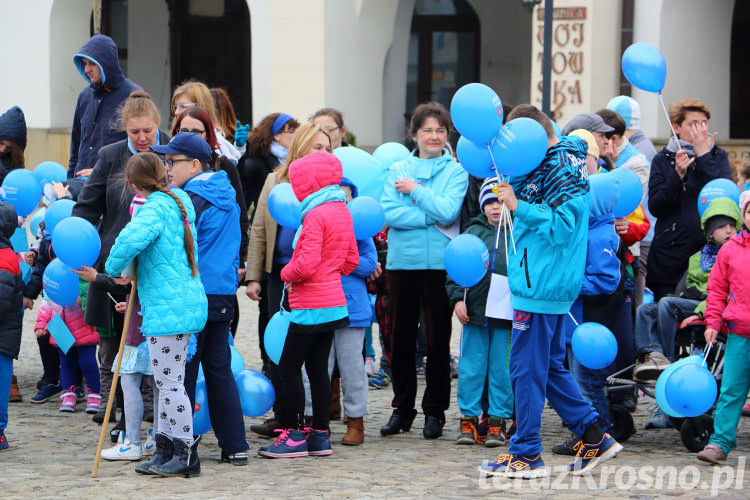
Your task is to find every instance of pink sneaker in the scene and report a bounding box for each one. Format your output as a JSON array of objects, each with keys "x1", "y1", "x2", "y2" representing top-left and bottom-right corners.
[
  {"x1": 58, "y1": 386, "x2": 77, "y2": 413},
  {"x1": 86, "y1": 389, "x2": 101, "y2": 414}
]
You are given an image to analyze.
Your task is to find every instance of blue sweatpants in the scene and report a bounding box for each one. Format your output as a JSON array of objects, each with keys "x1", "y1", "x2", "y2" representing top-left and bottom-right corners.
[
  {"x1": 457, "y1": 324, "x2": 513, "y2": 418},
  {"x1": 0, "y1": 353, "x2": 11, "y2": 434},
  {"x1": 509, "y1": 311, "x2": 598, "y2": 457}
]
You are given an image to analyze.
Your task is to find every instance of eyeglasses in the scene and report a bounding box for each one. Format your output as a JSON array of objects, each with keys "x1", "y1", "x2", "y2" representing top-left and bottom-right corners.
[
  {"x1": 163, "y1": 158, "x2": 193, "y2": 168},
  {"x1": 281, "y1": 129, "x2": 296, "y2": 135},
  {"x1": 172, "y1": 102, "x2": 197, "y2": 113},
  {"x1": 178, "y1": 128, "x2": 206, "y2": 135},
  {"x1": 323, "y1": 127, "x2": 340, "y2": 134}
]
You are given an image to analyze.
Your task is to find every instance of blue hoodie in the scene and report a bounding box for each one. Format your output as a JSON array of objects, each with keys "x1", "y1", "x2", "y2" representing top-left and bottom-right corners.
[
  {"x1": 69, "y1": 35, "x2": 141, "y2": 178},
  {"x1": 580, "y1": 174, "x2": 621, "y2": 296},
  {"x1": 183, "y1": 170, "x2": 240, "y2": 320}
]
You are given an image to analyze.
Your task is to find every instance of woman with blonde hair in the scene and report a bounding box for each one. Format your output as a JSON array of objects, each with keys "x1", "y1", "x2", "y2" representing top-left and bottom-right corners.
[{"x1": 245, "y1": 122, "x2": 331, "y2": 437}]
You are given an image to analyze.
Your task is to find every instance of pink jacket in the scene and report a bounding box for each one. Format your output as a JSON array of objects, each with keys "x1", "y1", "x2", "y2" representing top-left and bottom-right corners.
[
  {"x1": 704, "y1": 230, "x2": 750, "y2": 338},
  {"x1": 35, "y1": 300, "x2": 99, "y2": 346},
  {"x1": 281, "y1": 153, "x2": 359, "y2": 311}
]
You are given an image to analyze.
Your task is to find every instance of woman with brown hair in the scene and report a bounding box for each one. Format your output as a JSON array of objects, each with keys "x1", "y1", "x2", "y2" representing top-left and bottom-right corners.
[
  {"x1": 209, "y1": 87, "x2": 238, "y2": 144},
  {"x1": 244, "y1": 122, "x2": 331, "y2": 437},
  {"x1": 310, "y1": 108, "x2": 348, "y2": 150}
]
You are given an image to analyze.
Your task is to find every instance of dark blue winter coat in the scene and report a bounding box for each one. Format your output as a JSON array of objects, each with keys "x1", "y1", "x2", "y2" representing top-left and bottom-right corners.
[
  {"x1": 184, "y1": 170, "x2": 241, "y2": 320},
  {"x1": 68, "y1": 35, "x2": 141, "y2": 178},
  {"x1": 0, "y1": 201, "x2": 23, "y2": 360}
]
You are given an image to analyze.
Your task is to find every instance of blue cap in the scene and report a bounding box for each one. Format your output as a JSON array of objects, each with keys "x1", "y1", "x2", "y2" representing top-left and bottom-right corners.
[
  {"x1": 150, "y1": 132, "x2": 213, "y2": 163},
  {"x1": 607, "y1": 96, "x2": 641, "y2": 130},
  {"x1": 271, "y1": 113, "x2": 294, "y2": 136}
]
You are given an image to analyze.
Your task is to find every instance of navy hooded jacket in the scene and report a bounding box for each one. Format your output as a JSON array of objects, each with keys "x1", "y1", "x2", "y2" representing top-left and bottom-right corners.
[
  {"x1": 184, "y1": 169, "x2": 241, "y2": 320},
  {"x1": 0, "y1": 201, "x2": 23, "y2": 359},
  {"x1": 68, "y1": 35, "x2": 141, "y2": 178}
]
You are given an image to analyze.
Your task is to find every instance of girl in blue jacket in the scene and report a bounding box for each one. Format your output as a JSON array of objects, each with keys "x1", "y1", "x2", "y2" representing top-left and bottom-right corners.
[{"x1": 105, "y1": 152, "x2": 207, "y2": 478}]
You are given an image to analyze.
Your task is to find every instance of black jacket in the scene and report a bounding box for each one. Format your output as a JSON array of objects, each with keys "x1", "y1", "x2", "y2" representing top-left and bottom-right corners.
[
  {"x1": 0, "y1": 201, "x2": 23, "y2": 359},
  {"x1": 23, "y1": 235, "x2": 53, "y2": 300},
  {"x1": 646, "y1": 145, "x2": 731, "y2": 289},
  {"x1": 237, "y1": 152, "x2": 280, "y2": 223},
  {"x1": 459, "y1": 175, "x2": 484, "y2": 232}
]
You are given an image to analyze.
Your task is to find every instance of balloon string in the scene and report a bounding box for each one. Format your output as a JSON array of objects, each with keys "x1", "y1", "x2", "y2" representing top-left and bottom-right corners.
[
  {"x1": 567, "y1": 311, "x2": 579, "y2": 326},
  {"x1": 702, "y1": 342, "x2": 712, "y2": 367},
  {"x1": 658, "y1": 93, "x2": 682, "y2": 148},
  {"x1": 487, "y1": 144, "x2": 516, "y2": 260},
  {"x1": 463, "y1": 288, "x2": 467, "y2": 305}
]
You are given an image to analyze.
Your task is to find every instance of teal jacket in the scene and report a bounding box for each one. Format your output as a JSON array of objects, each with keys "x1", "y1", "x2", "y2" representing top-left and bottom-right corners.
[
  {"x1": 105, "y1": 189, "x2": 208, "y2": 336},
  {"x1": 508, "y1": 137, "x2": 590, "y2": 314},
  {"x1": 381, "y1": 150, "x2": 468, "y2": 270}
]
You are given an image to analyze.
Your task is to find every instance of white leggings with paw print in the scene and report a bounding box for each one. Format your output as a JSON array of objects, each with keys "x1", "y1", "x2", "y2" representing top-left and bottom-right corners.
[{"x1": 147, "y1": 334, "x2": 193, "y2": 446}]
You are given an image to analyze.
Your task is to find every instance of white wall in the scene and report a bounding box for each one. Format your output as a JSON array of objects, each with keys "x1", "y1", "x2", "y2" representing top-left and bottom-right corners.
[
  {"x1": 382, "y1": 0, "x2": 415, "y2": 143},
  {"x1": 127, "y1": 0, "x2": 171, "y2": 125}
]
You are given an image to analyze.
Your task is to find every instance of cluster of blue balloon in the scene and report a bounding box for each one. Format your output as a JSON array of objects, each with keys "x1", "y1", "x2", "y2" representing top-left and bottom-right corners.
[
  {"x1": 589, "y1": 167, "x2": 643, "y2": 218},
  {"x1": 655, "y1": 356, "x2": 717, "y2": 418},
  {"x1": 571, "y1": 322, "x2": 618, "y2": 370},
  {"x1": 697, "y1": 179, "x2": 741, "y2": 216},
  {"x1": 443, "y1": 234, "x2": 490, "y2": 288}
]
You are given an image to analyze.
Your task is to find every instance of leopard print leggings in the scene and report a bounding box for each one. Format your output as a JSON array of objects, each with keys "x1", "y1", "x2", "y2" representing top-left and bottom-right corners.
[{"x1": 147, "y1": 333, "x2": 193, "y2": 445}]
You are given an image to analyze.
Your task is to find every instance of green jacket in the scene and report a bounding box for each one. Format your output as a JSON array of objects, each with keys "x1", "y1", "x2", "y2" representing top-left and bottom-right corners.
[{"x1": 445, "y1": 214, "x2": 511, "y2": 329}]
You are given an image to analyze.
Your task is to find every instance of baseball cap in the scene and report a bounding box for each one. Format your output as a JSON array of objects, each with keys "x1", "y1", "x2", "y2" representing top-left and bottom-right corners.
[
  {"x1": 607, "y1": 96, "x2": 641, "y2": 130},
  {"x1": 150, "y1": 132, "x2": 213, "y2": 163},
  {"x1": 569, "y1": 129, "x2": 599, "y2": 158},
  {"x1": 561, "y1": 113, "x2": 615, "y2": 136}
]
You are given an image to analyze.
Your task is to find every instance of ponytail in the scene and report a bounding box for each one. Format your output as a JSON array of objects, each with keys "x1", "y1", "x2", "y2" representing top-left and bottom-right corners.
[{"x1": 159, "y1": 187, "x2": 199, "y2": 277}]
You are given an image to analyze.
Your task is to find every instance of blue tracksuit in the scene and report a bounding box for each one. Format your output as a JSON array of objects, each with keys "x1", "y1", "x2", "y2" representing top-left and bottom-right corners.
[{"x1": 506, "y1": 136, "x2": 598, "y2": 457}]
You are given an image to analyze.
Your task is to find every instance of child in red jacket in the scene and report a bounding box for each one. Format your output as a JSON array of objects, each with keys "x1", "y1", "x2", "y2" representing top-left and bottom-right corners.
[
  {"x1": 697, "y1": 191, "x2": 750, "y2": 465},
  {"x1": 258, "y1": 152, "x2": 359, "y2": 459}
]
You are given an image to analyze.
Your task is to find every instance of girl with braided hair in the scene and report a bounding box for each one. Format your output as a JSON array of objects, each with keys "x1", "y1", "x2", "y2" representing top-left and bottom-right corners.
[{"x1": 105, "y1": 152, "x2": 207, "y2": 477}]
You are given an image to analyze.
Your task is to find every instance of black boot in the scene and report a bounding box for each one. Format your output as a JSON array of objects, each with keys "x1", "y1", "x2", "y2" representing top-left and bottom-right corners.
[
  {"x1": 152, "y1": 438, "x2": 200, "y2": 478},
  {"x1": 380, "y1": 409, "x2": 417, "y2": 436},
  {"x1": 135, "y1": 433, "x2": 174, "y2": 475}
]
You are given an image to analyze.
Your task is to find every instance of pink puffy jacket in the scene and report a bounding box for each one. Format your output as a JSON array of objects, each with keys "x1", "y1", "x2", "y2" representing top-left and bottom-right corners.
[
  {"x1": 35, "y1": 300, "x2": 99, "y2": 346},
  {"x1": 281, "y1": 152, "x2": 359, "y2": 311},
  {"x1": 704, "y1": 230, "x2": 750, "y2": 338}
]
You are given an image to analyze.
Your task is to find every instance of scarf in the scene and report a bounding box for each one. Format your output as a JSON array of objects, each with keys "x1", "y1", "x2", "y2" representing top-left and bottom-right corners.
[
  {"x1": 270, "y1": 141, "x2": 288, "y2": 163},
  {"x1": 700, "y1": 243, "x2": 720, "y2": 272},
  {"x1": 292, "y1": 185, "x2": 346, "y2": 248}
]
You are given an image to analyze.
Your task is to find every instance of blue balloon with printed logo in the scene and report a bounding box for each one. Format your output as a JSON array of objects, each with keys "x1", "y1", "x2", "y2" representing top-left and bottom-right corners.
[
  {"x1": 664, "y1": 363, "x2": 717, "y2": 418},
  {"x1": 52, "y1": 216, "x2": 101, "y2": 269},
  {"x1": 609, "y1": 168, "x2": 643, "y2": 218},
  {"x1": 44, "y1": 199, "x2": 75, "y2": 235},
  {"x1": 333, "y1": 147, "x2": 386, "y2": 201},
  {"x1": 264, "y1": 310, "x2": 290, "y2": 365},
  {"x1": 490, "y1": 118, "x2": 548, "y2": 177},
  {"x1": 456, "y1": 136, "x2": 496, "y2": 178},
  {"x1": 349, "y1": 196, "x2": 385, "y2": 240},
  {"x1": 571, "y1": 322, "x2": 617, "y2": 370},
  {"x1": 235, "y1": 369, "x2": 275, "y2": 418},
  {"x1": 33, "y1": 161, "x2": 67, "y2": 187},
  {"x1": 193, "y1": 377, "x2": 212, "y2": 435},
  {"x1": 443, "y1": 234, "x2": 489, "y2": 288},
  {"x1": 373, "y1": 142, "x2": 411, "y2": 169},
  {"x1": 267, "y1": 182, "x2": 300, "y2": 229},
  {"x1": 621, "y1": 43, "x2": 667, "y2": 93},
  {"x1": 230, "y1": 345, "x2": 245, "y2": 374},
  {"x1": 1, "y1": 168, "x2": 42, "y2": 216},
  {"x1": 42, "y1": 258, "x2": 79, "y2": 307},
  {"x1": 697, "y1": 179, "x2": 741, "y2": 216},
  {"x1": 450, "y1": 83, "x2": 504, "y2": 144}
]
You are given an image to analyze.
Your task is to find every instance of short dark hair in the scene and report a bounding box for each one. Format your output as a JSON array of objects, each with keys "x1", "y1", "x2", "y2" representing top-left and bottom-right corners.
[
  {"x1": 409, "y1": 102, "x2": 452, "y2": 137},
  {"x1": 506, "y1": 104, "x2": 554, "y2": 139},
  {"x1": 596, "y1": 109, "x2": 626, "y2": 139}
]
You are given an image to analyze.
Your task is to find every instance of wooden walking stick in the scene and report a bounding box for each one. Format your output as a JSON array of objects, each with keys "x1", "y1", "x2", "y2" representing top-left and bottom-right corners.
[{"x1": 92, "y1": 269, "x2": 137, "y2": 478}]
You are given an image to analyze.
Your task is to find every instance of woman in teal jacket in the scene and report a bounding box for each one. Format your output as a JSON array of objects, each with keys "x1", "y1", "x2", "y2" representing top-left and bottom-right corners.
[
  {"x1": 379, "y1": 102, "x2": 468, "y2": 440},
  {"x1": 106, "y1": 152, "x2": 207, "y2": 478}
]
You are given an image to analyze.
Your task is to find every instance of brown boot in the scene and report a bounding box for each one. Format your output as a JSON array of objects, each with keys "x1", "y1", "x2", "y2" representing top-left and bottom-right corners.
[
  {"x1": 9, "y1": 375, "x2": 22, "y2": 402},
  {"x1": 341, "y1": 417, "x2": 364, "y2": 445},
  {"x1": 330, "y1": 378, "x2": 342, "y2": 421}
]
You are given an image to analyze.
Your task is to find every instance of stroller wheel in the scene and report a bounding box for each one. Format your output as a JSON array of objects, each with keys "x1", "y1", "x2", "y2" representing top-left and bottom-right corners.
[
  {"x1": 610, "y1": 404, "x2": 635, "y2": 443},
  {"x1": 680, "y1": 415, "x2": 714, "y2": 452}
]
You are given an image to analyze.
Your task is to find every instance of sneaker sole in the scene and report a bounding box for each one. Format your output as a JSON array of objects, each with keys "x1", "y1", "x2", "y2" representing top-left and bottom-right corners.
[
  {"x1": 257, "y1": 450, "x2": 309, "y2": 458},
  {"x1": 85, "y1": 408, "x2": 99, "y2": 414},
  {"x1": 569, "y1": 442, "x2": 623, "y2": 475},
  {"x1": 484, "y1": 439, "x2": 505, "y2": 448},
  {"x1": 30, "y1": 394, "x2": 60, "y2": 404},
  {"x1": 101, "y1": 454, "x2": 144, "y2": 461},
  {"x1": 478, "y1": 466, "x2": 548, "y2": 479},
  {"x1": 59, "y1": 408, "x2": 75, "y2": 413},
  {"x1": 456, "y1": 438, "x2": 476, "y2": 445},
  {"x1": 308, "y1": 450, "x2": 332, "y2": 456}
]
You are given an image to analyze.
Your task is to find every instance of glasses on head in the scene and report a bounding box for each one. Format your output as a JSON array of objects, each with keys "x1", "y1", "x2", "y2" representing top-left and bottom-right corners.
[
  {"x1": 163, "y1": 158, "x2": 193, "y2": 169},
  {"x1": 172, "y1": 102, "x2": 197, "y2": 113},
  {"x1": 178, "y1": 128, "x2": 206, "y2": 135}
]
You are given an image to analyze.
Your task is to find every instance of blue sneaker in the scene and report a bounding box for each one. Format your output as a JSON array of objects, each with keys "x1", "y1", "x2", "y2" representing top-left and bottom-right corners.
[
  {"x1": 479, "y1": 453, "x2": 547, "y2": 478},
  {"x1": 567, "y1": 433, "x2": 623, "y2": 475},
  {"x1": 306, "y1": 429, "x2": 332, "y2": 456},
  {"x1": 30, "y1": 382, "x2": 62, "y2": 404},
  {"x1": 258, "y1": 429, "x2": 308, "y2": 458},
  {"x1": 368, "y1": 369, "x2": 390, "y2": 389},
  {"x1": 644, "y1": 405, "x2": 672, "y2": 429},
  {"x1": 0, "y1": 432, "x2": 8, "y2": 451}
]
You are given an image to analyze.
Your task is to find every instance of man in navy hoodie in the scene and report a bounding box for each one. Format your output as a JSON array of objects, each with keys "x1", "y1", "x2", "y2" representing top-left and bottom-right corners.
[
  {"x1": 150, "y1": 133, "x2": 249, "y2": 470},
  {"x1": 69, "y1": 34, "x2": 141, "y2": 179}
]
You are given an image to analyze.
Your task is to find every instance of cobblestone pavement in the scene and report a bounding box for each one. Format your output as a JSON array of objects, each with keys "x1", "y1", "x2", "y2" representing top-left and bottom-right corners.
[{"x1": 2, "y1": 292, "x2": 748, "y2": 499}]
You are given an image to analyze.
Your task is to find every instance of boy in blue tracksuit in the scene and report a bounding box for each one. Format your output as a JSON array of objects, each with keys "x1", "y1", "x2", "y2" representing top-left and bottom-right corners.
[
  {"x1": 151, "y1": 133, "x2": 249, "y2": 465},
  {"x1": 480, "y1": 105, "x2": 622, "y2": 479}
]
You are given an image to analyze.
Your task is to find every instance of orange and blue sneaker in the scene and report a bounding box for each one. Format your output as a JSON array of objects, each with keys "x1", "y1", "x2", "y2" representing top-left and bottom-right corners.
[
  {"x1": 258, "y1": 429, "x2": 309, "y2": 458},
  {"x1": 479, "y1": 453, "x2": 547, "y2": 478},
  {"x1": 567, "y1": 433, "x2": 623, "y2": 475}
]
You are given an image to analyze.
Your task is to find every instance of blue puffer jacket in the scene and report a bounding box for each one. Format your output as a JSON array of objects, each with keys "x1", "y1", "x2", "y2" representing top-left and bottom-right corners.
[
  {"x1": 508, "y1": 136, "x2": 590, "y2": 314},
  {"x1": 381, "y1": 150, "x2": 468, "y2": 270},
  {"x1": 69, "y1": 35, "x2": 141, "y2": 178},
  {"x1": 581, "y1": 174, "x2": 621, "y2": 296},
  {"x1": 184, "y1": 170, "x2": 240, "y2": 319},
  {"x1": 105, "y1": 189, "x2": 207, "y2": 336}
]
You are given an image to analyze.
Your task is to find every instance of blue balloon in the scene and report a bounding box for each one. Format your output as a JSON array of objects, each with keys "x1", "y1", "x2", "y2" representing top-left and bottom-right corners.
[
  {"x1": 333, "y1": 147, "x2": 386, "y2": 201},
  {"x1": 655, "y1": 355, "x2": 701, "y2": 417},
  {"x1": 44, "y1": 199, "x2": 75, "y2": 235},
  {"x1": 551, "y1": 120, "x2": 562, "y2": 139},
  {"x1": 743, "y1": 181, "x2": 750, "y2": 192},
  {"x1": 42, "y1": 258, "x2": 79, "y2": 307},
  {"x1": 29, "y1": 207, "x2": 46, "y2": 236},
  {"x1": 444, "y1": 234, "x2": 489, "y2": 288},
  {"x1": 621, "y1": 43, "x2": 667, "y2": 93},
  {"x1": 490, "y1": 118, "x2": 548, "y2": 177},
  {"x1": 33, "y1": 161, "x2": 67, "y2": 186},
  {"x1": 450, "y1": 83, "x2": 504, "y2": 144},
  {"x1": 643, "y1": 289, "x2": 654, "y2": 304},
  {"x1": 456, "y1": 136, "x2": 496, "y2": 178},
  {"x1": 51, "y1": 216, "x2": 101, "y2": 269},
  {"x1": 1, "y1": 168, "x2": 42, "y2": 216},
  {"x1": 230, "y1": 345, "x2": 245, "y2": 374},
  {"x1": 373, "y1": 142, "x2": 410, "y2": 169},
  {"x1": 609, "y1": 168, "x2": 643, "y2": 218},
  {"x1": 349, "y1": 196, "x2": 385, "y2": 240},
  {"x1": 698, "y1": 179, "x2": 741, "y2": 216},
  {"x1": 264, "y1": 310, "x2": 290, "y2": 365},
  {"x1": 267, "y1": 182, "x2": 300, "y2": 229},
  {"x1": 571, "y1": 322, "x2": 617, "y2": 370},
  {"x1": 665, "y1": 363, "x2": 717, "y2": 418},
  {"x1": 235, "y1": 369, "x2": 276, "y2": 418},
  {"x1": 193, "y1": 377, "x2": 212, "y2": 435}
]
